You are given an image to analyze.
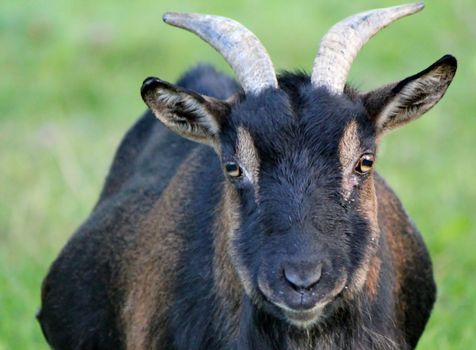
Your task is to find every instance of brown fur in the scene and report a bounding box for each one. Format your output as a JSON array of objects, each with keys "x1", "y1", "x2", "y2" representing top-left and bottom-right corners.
[
  {"x1": 364, "y1": 255, "x2": 382, "y2": 299},
  {"x1": 374, "y1": 174, "x2": 435, "y2": 342},
  {"x1": 121, "y1": 148, "x2": 208, "y2": 349},
  {"x1": 212, "y1": 193, "x2": 245, "y2": 341},
  {"x1": 338, "y1": 120, "x2": 380, "y2": 296}
]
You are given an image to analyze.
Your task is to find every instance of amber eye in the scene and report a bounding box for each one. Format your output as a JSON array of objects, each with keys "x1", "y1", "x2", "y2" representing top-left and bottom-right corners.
[
  {"x1": 355, "y1": 154, "x2": 375, "y2": 174},
  {"x1": 224, "y1": 162, "x2": 242, "y2": 177}
]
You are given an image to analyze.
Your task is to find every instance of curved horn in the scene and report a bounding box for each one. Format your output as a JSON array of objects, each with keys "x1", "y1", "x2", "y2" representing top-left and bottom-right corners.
[
  {"x1": 163, "y1": 12, "x2": 278, "y2": 95},
  {"x1": 311, "y1": 2, "x2": 424, "y2": 95}
]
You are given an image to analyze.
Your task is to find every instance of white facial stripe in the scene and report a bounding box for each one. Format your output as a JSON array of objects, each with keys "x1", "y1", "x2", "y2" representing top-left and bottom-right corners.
[
  {"x1": 338, "y1": 119, "x2": 360, "y2": 169},
  {"x1": 236, "y1": 126, "x2": 260, "y2": 183},
  {"x1": 338, "y1": 119, "x2": 361, "y2": 199}
]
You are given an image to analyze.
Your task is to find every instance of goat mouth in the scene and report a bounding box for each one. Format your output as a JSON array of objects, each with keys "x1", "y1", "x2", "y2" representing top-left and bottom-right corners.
[
  {"x1": 257, "y1": 274, "x2": 348, "y2": 328},
  {"x1": 257, "y1": 290, "x2": 323, "y2": 327}
]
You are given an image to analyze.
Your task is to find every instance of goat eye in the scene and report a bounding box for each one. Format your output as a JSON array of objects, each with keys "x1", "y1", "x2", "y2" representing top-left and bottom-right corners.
[
  {"x1": 355, "y1": 154, "x2": 375, "y2": 174},
  {"x1": 224, "y1": 162, "x2": 242, "y2": 177}
]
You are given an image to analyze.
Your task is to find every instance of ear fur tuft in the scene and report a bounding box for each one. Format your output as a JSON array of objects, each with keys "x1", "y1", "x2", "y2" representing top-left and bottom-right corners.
[
  {"x1": 363, "y1": 55, "x2": 457, "y2": 134},
  {"x1": 141, "y1": 77, "x2": 230, "y2": 144}
]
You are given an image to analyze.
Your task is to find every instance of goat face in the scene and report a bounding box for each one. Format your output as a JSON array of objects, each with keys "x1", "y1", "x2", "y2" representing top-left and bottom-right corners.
[
  {"x1": 215, "y1": 88, "x2": 379, "y2": 327},
  {"x1": 141, "y1": 4, "x2": 456, "y2": 329}
]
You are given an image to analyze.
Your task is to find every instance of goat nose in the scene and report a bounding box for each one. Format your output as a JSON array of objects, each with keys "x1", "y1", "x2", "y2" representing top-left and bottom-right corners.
[{"x1": 283, "y1": 262, "x2": 323, "y2": 291}]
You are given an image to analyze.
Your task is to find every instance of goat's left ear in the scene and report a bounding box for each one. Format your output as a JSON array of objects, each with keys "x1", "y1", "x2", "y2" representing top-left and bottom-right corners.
[
  {"x1": 363, "y1": 55, "x2": 457, "y2": 134},
  {"x1": 141, "y1": 77, "x2": 231, "y2": 145}
]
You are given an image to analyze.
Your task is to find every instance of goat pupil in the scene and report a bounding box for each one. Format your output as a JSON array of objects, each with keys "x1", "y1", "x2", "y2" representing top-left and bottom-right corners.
[
  {"x1": 225, "y1": 162, "x2": 241, "y2": 177},
  {"x1": 362, "y1": 159, "x2": 373, "y2": 168},
  {"x1": 356, "y1": 155, "x2": 374, "y2": 173}
]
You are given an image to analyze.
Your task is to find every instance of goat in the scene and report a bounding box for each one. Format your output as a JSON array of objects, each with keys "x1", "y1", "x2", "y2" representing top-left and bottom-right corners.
[{"x1": 37, "y1": 3, "x2": 457, "y2": 349}]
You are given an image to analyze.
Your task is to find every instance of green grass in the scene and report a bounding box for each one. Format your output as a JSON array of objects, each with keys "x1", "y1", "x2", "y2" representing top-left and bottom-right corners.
[{"x1": 1, "y1": 0, "x2": 475, "y2": 348}]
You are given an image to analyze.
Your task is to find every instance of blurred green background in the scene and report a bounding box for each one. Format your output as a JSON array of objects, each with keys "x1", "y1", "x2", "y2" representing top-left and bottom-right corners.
[{"x1": 1, "y1": 0, "x2": 474, "y2": 348}]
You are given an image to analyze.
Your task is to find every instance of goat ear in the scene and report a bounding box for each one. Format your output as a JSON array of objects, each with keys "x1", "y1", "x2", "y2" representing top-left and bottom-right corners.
[
  {"x1": 141, "y1": 77, "x2": 230, "y2": 144},
  {"x1": 363, "y1": 55, "x2": 457, "y2": 134}
]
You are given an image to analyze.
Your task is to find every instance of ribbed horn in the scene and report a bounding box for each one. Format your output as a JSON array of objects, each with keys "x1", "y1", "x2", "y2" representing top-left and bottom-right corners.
[
  {"x1": 163, "y1": 12, "x2": 278, "y2": 95},
  {"x1": 311, "y1": 2, "x2": 424, "y2": 95}
]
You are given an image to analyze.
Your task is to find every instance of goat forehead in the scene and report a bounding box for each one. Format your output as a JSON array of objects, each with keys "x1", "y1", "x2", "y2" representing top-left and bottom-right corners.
[
  {"x1": 239, "y1": 113, "x2": 367, "y2": 164},
  {"x1": 232, "y1": 88, "x2": 367, "y2": 150}
]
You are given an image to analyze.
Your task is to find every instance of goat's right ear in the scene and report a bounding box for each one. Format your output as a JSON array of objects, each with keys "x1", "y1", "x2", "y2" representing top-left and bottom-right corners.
[
  {"x1": 363, "y1": 55, "x2": 457, "y2": 135},
  {"x1": 141, "y1": 77, "x2": 231, "y2": 144}
]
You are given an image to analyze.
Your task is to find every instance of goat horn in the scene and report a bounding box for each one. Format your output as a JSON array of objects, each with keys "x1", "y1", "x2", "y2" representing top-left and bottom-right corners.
[
  {"x1": 311, "y1": 2, "x2": 424, "y2": 94},
  {"x1": 163, "y1": 12, "x2": 278, "y2": 95}
]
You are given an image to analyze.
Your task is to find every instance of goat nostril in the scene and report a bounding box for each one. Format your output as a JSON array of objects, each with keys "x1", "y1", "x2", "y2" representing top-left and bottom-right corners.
[{"x1": 283, "y1": 263, "x2": 323, "y2": 291}]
